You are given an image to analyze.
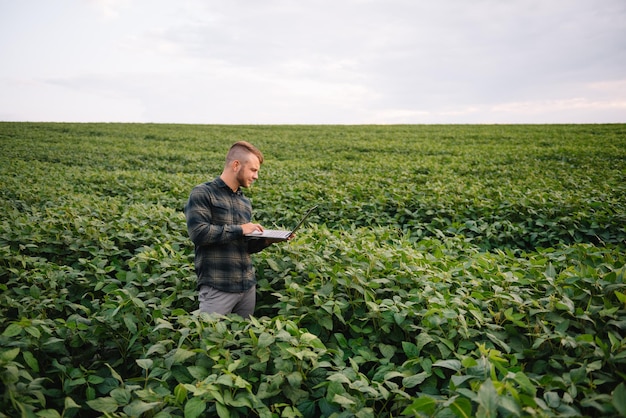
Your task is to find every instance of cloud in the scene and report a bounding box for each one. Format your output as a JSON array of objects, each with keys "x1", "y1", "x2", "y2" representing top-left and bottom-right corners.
[
  {"x1": 87, "y1": 0, "x2": 131, "y2": 19},
  {"x1": 492, "y1": 98, "x2": 626, "y2": 114},
  {"x1": 1, "y1": 0, "x2": 625, "y2": 123}
]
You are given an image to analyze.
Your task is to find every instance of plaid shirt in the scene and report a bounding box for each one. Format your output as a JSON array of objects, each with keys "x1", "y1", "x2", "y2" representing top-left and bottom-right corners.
[{"x1": 184, "y1": 177, "x2": 265, "y2": 293}]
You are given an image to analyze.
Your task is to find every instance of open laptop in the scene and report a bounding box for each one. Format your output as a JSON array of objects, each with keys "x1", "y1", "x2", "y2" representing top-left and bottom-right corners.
[{"x1": 245, "y1": 205, "x2": 318, "y2": 242}]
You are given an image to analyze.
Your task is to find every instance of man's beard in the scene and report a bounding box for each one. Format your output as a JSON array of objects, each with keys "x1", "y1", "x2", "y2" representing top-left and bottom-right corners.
[{"x1": 236, "y1": 171, "x2": 249, "y2": 188}]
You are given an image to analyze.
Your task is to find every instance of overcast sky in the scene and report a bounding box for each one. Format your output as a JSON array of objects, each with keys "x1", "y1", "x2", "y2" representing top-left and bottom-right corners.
[{"x1": 1, "y1": 0, "x2": 625, "y2": 124}]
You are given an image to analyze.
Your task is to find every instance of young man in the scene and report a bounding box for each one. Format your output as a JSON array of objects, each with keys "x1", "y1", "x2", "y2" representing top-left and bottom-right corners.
[{"x1": 184, "y1": 141, "x2": 273, "y2": 317}]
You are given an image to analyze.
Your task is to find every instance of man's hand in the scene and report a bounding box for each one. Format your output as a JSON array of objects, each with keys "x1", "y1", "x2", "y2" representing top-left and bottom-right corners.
[{"x1": 242, "y1": 222, "x2": 264, "y2": 235}]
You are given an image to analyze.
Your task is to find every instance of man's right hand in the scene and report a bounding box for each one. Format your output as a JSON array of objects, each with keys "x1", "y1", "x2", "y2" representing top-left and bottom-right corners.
[{"x1": 242, "y1": 223, "x2": 264, "y2": 235}]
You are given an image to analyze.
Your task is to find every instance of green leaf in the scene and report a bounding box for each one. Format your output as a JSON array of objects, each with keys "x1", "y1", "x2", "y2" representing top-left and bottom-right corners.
[
  {"x1": 134, "y1": 359, "x2": 152, "y2": 371},
  {"x1": 2, "y1": 323, "x2": 22, "y2": 338},
  {"x1": 319, "y1": 315, "x2": 333, "y2": 331},
  {"x1": 449, "y1": 397, "x2": 472, "y2": 418},
  {"x1": 328, "y1": 372, "x2": 352, "y2": 385},
  {"x1": 416, "y1": 332, "x2": 434, "y2": 352},
  {"x1": 87, "y1": 397, "x2": 119, "y2": 413},
  {"x1": 63, "y1": 396, "x2": 80, "y2": 410},
  {"x1": 286, "y1": 371, "x2": 303, "y2": 387},
  {"x1": 301, "y1": 332, "x2": 325, "y2": 349},
  {"x1": 123, "y1": 400, "x2": 161, "y2": 416},
  {"x1": 613, "y1": 383, "x2": 626, "y2": 416},
  {"x1": 379, "y1": 343, "x2": 395, "y2": 359},
  {"x1": 106, "y1": 363, "x2": 124, "y2": 384},
  {"x1": 394, "y1": 312, "x2": 406, "y2": 325},
  {"x1": 267, "y1": 258, "x2": 280, "y2": 271},
  {"x1": 456, "y1": 388, "x2": 478, "y2": 402},
  {"x1": 69, "y1": 377, "x2": 87, "y2": 387},
  {"x1": 512, "y1": 371, "x2": 536, "y2": 397},
  {"x1": 555, "y1": 295, "x2": 575, "y2": 313},
  {"x1": 23, "y1": 351, "x2": 39, "y2": 372},
  {"x1": 543, "y1": 391, "x2": 560, "y2": 408},
  {"x1": 433, "y1": 359, "x2": 462, "y2": 371},
  {"x1": 123, "y1": 313, "x2": 138, "y2": 334},
  {"x1": 110, "y1": 387, "x2": 131, "y2": 405},
  {"x1": 146, "y1": 342, "x2": 168, "y2": 356},
  {"x1": 87, "y1": 374, "x2": 105, "y2": 384},
  {"x1": 486, "y1": 332, "x2": 511, "y2": 354},
  {"x1": 216, "y1": 401, "x2": 230, "y2": 418},
  {"x1": 25, "y1": 325, "x2": 41, "y2": 338},
  {"x1": 332, "y1": 393, "x2": 356, "y2": 406},
  {"x1": 30, "y1": 284, "x2": 41, "y2": 298},
  {"x1": 402, "y1": 341, "x2": 419, "y2": 358},
  {"x1": 403, "y1": 371, "x2": 430, "y2": 388},
  {"x1": 174, "y1": 383, "x2": 188, "y2": 405},
  {"x1": 187, "y1": 365, "x2": 210, "y2": 380},
  {"x1": 35, "y1": 410, "x2": 62, "y2": 418},
  {"x1": 284, "y1": 384, "x2": 309, "y2": 404},
  {"x1": 545, "y1": 263, "x2": 556, "y2": 278},
  {"x1": 217, "y1": 374, "x2": 234, "y2": 387},
  {"x1": 325, "y1": 381, "x2": 345, "y2": 403},
  {"x1": 257, "y1": 332, "x2": 275, "y2": 348},
  {"x1": 86, "y1": 386, "x2": 96, "y2": 401},
  {"x1": 451, "y1": 375, "x2": 475, "y2": 389},
  {"x1": 334, "y1": 333, "x2": 348, "y2": 348},
  {"x1": 476, "y1": 380, "x2": 498, "y2": 418},
  {"x1": 166, "y1": 348, "x2": 196, "y2": 369},
  {"x1": 0, "y1": 347, "x2": 20, "y2": 363},
  {"x1": 614, "y1": 291, "x2": 626, "y2": 306},
  {"x1": 402, "y1": 396, "x2": 437, "y2": 416},
  {"x1": 184, "y1": 397, "x2": 206, "y2": 418},
  {"x1": 230, "y1": 392, "x2": 254, "y2": 408}
]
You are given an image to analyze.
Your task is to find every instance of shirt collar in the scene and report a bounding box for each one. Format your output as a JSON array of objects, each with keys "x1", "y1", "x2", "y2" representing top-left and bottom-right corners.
[{"x1": 215, "y1": 176, "x2": 241, "y2": 195}]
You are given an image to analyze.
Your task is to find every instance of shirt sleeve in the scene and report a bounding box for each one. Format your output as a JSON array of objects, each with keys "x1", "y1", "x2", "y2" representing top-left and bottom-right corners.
[{"x1": 184, "y1": 186, "x2": 243, "y2": 246}]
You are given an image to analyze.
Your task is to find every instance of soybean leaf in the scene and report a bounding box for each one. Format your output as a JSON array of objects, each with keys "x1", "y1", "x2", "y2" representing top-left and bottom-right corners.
[
  {"x1": 476, "y1": 380, "x2": 498, "y2": 418},
  {"x1": 433, "y1": 359, "x2": 462, "y2": 372},
  {"x1": 87, "y1": 397, "x2": 119, "y2": 413},
  {"x1": 402, "y1": 396, "x2": 437, "y2": 416},
  {"x1": 613, "y1": 383, "x2": 626, "y2": 417},
  {"x1": 449, "y1": 396, "x2": 473, "y2": 418},
  {"x1": 184, "y1": 397, "x2": 206, "y2": 418}
]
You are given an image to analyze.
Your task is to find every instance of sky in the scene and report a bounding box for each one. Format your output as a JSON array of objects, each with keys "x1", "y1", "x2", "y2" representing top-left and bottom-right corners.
[{"x1": 1, "y1": 0, "x2": 625, "y2": 124}]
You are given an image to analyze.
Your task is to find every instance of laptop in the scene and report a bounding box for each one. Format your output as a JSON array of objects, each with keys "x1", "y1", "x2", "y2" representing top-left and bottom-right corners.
[{"x1": 245, "y1": 205, "x2": 318, "y2": 242}]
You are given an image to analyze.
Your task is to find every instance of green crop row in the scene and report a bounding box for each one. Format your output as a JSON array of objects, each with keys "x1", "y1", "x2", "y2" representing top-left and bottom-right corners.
[{"x1": 1, "y1": 122, "x2": 625, "y2": 417}]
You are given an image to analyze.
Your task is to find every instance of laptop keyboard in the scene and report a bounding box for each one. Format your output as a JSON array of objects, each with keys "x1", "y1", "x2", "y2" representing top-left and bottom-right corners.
[{"x1": 258, "y1": 229, "x2": 290, "y2": 239}]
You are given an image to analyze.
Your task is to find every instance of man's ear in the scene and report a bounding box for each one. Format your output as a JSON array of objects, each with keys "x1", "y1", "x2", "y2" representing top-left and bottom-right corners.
[{"x1": 232, "y1": 160, "x2": 241, "y2": 171}]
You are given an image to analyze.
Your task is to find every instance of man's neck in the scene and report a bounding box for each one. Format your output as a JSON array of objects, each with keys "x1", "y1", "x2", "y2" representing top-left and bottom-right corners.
[{"x1": 220, "y1": 173, "x2": 239, "y2": 193}]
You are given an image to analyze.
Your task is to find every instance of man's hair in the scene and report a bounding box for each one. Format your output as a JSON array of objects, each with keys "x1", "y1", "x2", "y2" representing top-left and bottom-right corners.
[{"x1": 226, "y1": 141, "x2": 264, "y2": 166}]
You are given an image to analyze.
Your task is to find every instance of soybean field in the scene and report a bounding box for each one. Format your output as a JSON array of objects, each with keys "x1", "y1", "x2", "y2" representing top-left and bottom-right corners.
[{"x1": 1, "y1": 123, "x2": 625, "y2": 417}]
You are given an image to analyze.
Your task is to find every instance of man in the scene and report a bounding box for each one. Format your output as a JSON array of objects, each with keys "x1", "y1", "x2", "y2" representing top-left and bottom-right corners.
[{"x1": 184, "y1": 141, "x2": 273, "y2": 317}]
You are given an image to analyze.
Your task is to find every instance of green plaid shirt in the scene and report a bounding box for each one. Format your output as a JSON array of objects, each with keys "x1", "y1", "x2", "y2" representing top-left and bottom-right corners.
[{"x1": 184, "y1": 177, "x2": 265, "y2": 293}]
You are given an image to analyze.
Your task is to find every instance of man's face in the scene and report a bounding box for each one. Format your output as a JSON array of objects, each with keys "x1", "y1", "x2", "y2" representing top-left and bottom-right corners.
[{"x1": 236, "y1": 155, "x2": 260, "y2": 188}]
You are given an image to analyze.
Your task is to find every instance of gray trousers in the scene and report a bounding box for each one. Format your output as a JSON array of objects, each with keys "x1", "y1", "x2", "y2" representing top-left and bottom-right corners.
[{"x1": 198, "y1": 285, "x2": 256, "y2": 318}]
